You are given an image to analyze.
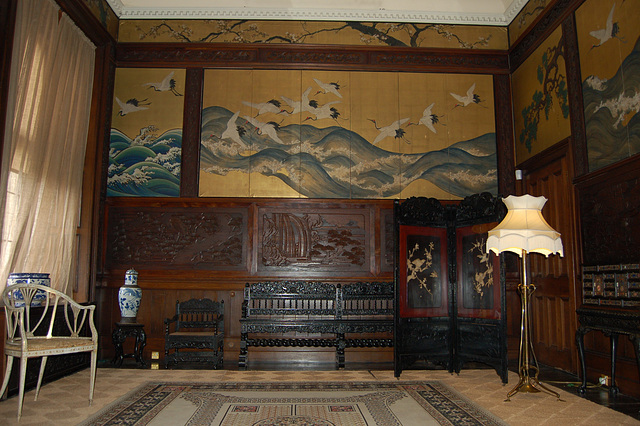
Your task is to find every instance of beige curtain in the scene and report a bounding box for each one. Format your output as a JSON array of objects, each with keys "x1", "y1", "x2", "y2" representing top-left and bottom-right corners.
[{"x1": 0, "y1": 0, "x2": 96, "y2": 294}]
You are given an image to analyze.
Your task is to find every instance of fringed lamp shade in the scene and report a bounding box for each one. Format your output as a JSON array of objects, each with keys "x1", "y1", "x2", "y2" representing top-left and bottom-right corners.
[{"x1": 486, "y1": 194, "x2": 563, "y2": 258}]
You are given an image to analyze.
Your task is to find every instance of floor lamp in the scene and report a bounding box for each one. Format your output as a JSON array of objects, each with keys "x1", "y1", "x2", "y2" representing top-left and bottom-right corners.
[{"x1": 486, "y1": 194, "x2": 564, "y2": 401}]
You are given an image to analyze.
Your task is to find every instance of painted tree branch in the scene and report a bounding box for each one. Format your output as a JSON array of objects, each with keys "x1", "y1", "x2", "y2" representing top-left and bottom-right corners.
[{"x1": 519, "y1": 34, "x2": 569, "y2": 152}]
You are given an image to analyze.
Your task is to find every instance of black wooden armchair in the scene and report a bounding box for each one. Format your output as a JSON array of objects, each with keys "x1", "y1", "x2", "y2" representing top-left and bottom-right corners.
[{"x1": 164, "y1": 298, "x2": 224, "y2": 368}]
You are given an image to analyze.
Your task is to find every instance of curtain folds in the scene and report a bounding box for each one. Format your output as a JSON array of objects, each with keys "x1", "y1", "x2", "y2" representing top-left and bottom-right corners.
[{"x1": 0, "y1": 0, "x2": 96, "y2": 294}]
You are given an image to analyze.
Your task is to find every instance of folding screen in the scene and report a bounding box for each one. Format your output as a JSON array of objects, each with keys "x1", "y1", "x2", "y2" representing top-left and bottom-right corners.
[{"x1": 394, "y1": 193, "x2": 507, "y2": 382}]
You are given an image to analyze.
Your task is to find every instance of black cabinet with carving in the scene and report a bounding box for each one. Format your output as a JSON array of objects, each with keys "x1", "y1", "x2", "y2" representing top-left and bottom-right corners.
[{"x1": 394, "y1": 193, "x2": 508, "y2": 383}]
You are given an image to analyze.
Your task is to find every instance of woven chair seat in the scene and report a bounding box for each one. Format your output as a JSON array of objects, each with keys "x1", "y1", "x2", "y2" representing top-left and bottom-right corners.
[{"x1": 5, "y1": 337, "x2": 95, "y2": 352}]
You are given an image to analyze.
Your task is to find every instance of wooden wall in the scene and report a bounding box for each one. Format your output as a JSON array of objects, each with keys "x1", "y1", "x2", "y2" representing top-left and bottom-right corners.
[
  {"x1": 98, "y1": 198, "x2": 395, "y2": 364},
  {"x1": 94, "y1": 37, "x2": 515, "y2": 367},
  {"x1": 574, "y1": 156, "x2": 640, "y2": 395}
]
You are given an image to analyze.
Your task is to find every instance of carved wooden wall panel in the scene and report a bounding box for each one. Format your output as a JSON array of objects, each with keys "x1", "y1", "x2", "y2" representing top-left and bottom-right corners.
[
  {"x1": 104, "y1": 198, "x2": 393, "y2": 280},
  {"x1": 257, "y1": 206, "x2": 371, "y2": 275},
  {"x1": 106, "y1": 205, "x2": 248, "y2": 271}
]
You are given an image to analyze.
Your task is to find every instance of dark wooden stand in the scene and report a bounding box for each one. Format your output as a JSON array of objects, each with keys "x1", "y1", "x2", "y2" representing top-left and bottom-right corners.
[
  {"x1": 576, "y1": 307, "x2": 640, "y2": 394},
  {"x1": 112, "y1": 322, "x2": 147, "y2": 367}
]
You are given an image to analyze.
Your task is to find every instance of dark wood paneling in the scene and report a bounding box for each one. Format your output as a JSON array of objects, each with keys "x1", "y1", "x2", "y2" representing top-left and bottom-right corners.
[
  {"x1": 562, "y1": 14, "x2": 589, "y2": 178},
  {"x1": 103, "y1": 198, "x2": 393, "y2": 281},
  {"x1": 55, "y1": 0, "x2": 114, "y2": 46},
  {"x1": 493, "y1": 74, "x2": 516, "y2": 196},
  {"x1": 575, "y1": 155, "x2": 640, "y2": 266},
  {"x1": 180, "y1": 68, "x2": 203, "y2": 197},
  {"x1": 519, "y1": 141, "x2": 579, "y2": 373},
  {"x1": 100, "y1": 198, "x2": 394, "y2": 363},
  {"x1": 115, "y1": 43, "x2": 509, "y2": 74},
  {"x1": 509, "y1": 0, "x2": 585, "y2": 72},
  {"x1": 0, "y1": 0, "x2": 16, "y2": 177}
]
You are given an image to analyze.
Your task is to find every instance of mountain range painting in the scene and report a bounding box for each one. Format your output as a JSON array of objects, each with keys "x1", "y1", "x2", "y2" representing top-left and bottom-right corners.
[{"x1": 199, "y1": 70, "x2": 497, "y2": 200}]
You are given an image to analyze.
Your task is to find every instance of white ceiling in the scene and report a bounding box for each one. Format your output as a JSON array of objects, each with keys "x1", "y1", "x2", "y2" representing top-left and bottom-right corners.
[{"x1": 106, "y1": 0, "x2": 529, "y2": 26}]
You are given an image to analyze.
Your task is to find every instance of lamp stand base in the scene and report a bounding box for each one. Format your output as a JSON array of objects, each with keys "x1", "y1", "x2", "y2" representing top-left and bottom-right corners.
[{"x1": 506, "y1": 370, "x2": 562, "y2": 401}]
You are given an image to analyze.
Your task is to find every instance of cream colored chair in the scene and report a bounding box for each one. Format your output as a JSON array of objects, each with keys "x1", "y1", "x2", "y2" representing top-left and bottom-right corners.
[{"x1": 0, "y1": 283, "x2": 98, "y2": 420}]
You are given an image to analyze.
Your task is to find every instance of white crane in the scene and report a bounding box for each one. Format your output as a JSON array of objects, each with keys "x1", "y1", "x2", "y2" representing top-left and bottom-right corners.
[
  {"x1": 115, "y1": 97, "x2": 150, "y2": 116},
  {"x1": 143, "y1": 71, "x2": 182, "y2": 96},
  {"x1": 590, "y1": 4, "x2": 623, "y2": 50},
  {"x1": 243, "y1": 115, "x2": 284, "y2": 144},
  {"x1": 450, "y1": 83, "x2": 484, "y2": 108},
  {"x1": 313, "y1": 78, "x2": 342, "y2": 98},
  {"x1": 242, "y1": 99, "x2": 286, "y2": 116},
  {"x1": 304, "y1": 100, "x2": 341, "y2": 122},
  {"x1": 369, "y1": 118, "x2": 411, "y2": 145},
  {"x1": 281, "y1": 87, "x2": 312, "y2": 115},
  {"x1": 221, "y1": 111, "x2": 246, "y2": 146},
  {"x1": 418, "y1": 103, "x2": 442, "y2": 134}
]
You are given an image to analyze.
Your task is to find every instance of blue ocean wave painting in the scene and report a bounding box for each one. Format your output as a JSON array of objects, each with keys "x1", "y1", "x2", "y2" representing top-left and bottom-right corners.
[
  {"x1": 200, "y1": 106, "x2": 497, "y2": 199},
  {"x1": 583, "y1": 35, "x2": 640, "y2": 171},
  {"x1": 108, "y1": 125, "x2": 182, "y2": 196}
]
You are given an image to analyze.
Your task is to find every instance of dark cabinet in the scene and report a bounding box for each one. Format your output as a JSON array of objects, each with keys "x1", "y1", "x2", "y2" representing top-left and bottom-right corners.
[{"x1": 394, "y1": 193, "x2": 508, "y2": 383}]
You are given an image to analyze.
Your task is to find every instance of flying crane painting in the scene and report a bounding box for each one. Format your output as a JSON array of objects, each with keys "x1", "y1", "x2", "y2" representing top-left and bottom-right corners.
[
  {"x1": 107, "y1": 67, "x2": 497, "y2": 199},
  {"x1": 199, "y1": 69, "x2": 497, "y2": 200},
  {"x1": 576, "y1": 0, "x2": 639, "y2": 171}
]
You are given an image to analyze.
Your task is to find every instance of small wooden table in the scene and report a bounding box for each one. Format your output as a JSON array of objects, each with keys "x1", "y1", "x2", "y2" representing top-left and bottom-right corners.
[
  {"x1": 112, "y1": 322, "x2": 147, "y2": 367},
  {"x1": 576, "y1": 307, "x2": 640, "y2": 395}
]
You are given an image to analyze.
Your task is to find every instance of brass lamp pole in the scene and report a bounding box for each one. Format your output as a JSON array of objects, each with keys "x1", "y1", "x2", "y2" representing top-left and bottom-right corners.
[
  {"x1": 486, "y1": 194, "x2": 564, "y2": 401},
  {"x1": 508, "y1": 250, "x2": 560, "y2": 400}
]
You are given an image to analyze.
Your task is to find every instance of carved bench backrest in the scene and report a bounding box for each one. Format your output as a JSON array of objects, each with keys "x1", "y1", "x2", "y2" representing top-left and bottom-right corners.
[
  {"x1": 175, "y1": 298, "x2": 224, "y2": 333},
  {"x1": 340, "y1": 281, "x2": 394, "y2": 319},
  {"x1": 244, "y1": 281, "x2": 338, "y2": 318}
]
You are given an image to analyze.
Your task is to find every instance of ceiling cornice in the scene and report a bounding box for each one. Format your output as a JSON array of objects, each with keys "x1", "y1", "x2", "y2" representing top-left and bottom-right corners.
[{"x1": 106, "y1": 0, "x2": 530, "y2": 26}]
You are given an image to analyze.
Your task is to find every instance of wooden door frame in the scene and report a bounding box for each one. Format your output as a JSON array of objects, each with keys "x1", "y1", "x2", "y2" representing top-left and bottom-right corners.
[{"x1": 516, "y1": 138, "x2": 581, "y2": 373}]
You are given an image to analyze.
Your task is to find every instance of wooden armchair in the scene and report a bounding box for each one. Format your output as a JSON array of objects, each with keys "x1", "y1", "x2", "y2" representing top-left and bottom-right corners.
[
  {"x1": 0, "y1": 283, "x2": 98, "y2": 420},
  {"x1": 164, "y1": 298, "x2": 224, "y2": 368}
]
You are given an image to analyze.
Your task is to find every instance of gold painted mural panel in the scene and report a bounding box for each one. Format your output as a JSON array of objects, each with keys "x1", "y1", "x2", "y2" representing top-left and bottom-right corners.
[
  {"x1": 512, "y1": 26, "x2": 570, "y2": 165},
  {"x1": 108, "y1": 68, "x2": 186, "y2": 197},
  {"x1": 575, "y1": 0, "x2": 640, "y2": 171},
  {"x1": 199, "y1": 70, "x2": 497, "y2": 200},
  {"x1": 118, "y1": 19, "x2": 508, "y2": 49}
]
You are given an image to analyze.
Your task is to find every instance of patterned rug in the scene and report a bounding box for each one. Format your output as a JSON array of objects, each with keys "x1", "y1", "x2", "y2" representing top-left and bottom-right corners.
[{"x1": 81, "y1": 381, "x2": 507, "y2": 426}]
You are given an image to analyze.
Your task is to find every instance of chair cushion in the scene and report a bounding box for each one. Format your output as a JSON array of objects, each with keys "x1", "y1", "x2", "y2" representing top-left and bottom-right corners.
[{"x1": 5, "y1": 337, "x2": 95, "y2": 356}]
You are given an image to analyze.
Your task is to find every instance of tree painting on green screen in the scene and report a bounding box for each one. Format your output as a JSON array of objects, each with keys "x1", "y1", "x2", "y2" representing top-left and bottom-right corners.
[{"x1": 519, "y1": 33, "x2": 570, "y2": 153}]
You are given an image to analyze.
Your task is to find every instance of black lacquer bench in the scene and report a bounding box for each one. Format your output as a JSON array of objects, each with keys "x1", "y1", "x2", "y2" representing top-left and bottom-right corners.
[{"x1": 239, "y1": 281, "x2": 393, "y2": 369}]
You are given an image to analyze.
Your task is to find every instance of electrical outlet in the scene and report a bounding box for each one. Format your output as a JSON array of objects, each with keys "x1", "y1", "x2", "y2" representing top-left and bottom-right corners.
[{"x1": 151, "y1": 351, "x2": 159, "y2": 360}]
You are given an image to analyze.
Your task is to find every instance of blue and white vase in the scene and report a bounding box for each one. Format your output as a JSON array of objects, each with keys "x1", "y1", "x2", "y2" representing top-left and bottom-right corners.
[
  {"x1": 118, "y1": 269, "x2": 141, "y2": 323},
  {"x1": 6, "y1": 273, "x2": 51, "y2": 307}
]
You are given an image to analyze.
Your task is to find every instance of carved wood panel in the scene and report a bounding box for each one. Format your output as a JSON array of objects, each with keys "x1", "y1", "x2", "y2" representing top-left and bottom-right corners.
[
  {"x1": 257, "y1": 206, "x2": 371, "y2": 275},
  {"x1": 103, "y1": 198, "x2": 393, "y2": 280},
  {"x1": 106, "y1": 206, "x2": 248, "y2": 270}
]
